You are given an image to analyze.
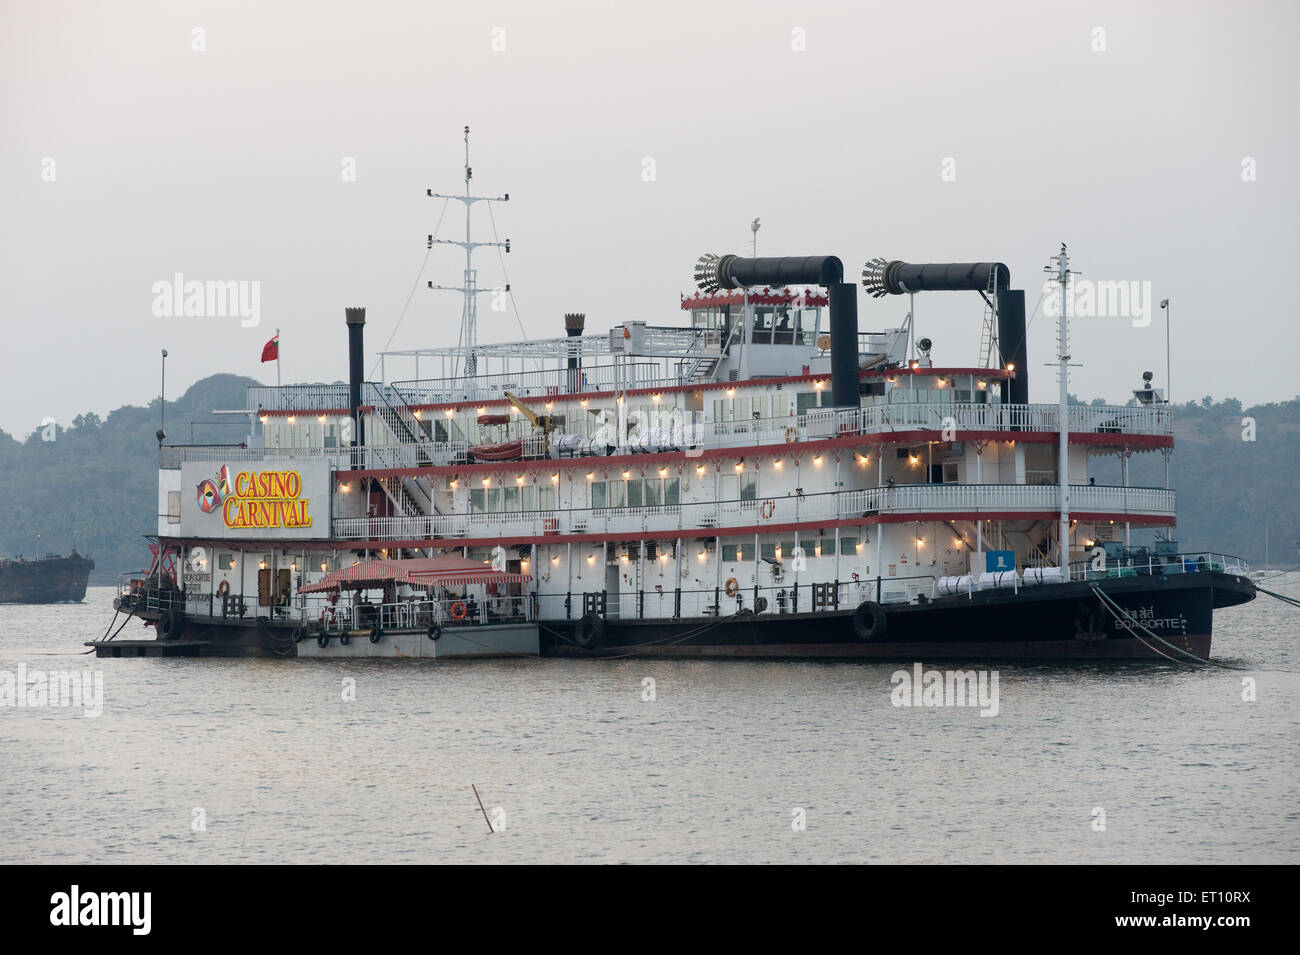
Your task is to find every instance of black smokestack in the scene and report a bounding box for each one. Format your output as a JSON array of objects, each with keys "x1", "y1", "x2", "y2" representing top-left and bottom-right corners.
[
  {"x1": 827, "y1": 284, "x2": 859, "y2": 407},
  {"x1": 693, "y1": 253, "x2": 858, "y2": 407},
  {"x1": 345, "y1": 306, "x2": 365, "y2": 447},
  {"x1": 996, "y1": 288, "x2": 1027, "y2": 404},
  {"x1": 861, "y1": 258, "x2": 1026, "y2": 402},
  {"x1": 564, "y1": 312, "x2": 584, "y2": 393}
]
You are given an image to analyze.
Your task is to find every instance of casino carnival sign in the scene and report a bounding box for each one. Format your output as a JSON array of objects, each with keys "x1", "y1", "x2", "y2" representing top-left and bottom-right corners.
[{"x1": 180, "y1": 459, "x2": 330, "y2": 539}]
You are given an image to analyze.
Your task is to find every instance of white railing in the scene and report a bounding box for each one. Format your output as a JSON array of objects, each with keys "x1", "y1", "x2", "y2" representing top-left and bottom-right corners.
[
  {"x1": 310, "y1": 596, "x2": 534, "y2": 632},
  {"x1": 163, "y1": 402, "x2": 1173, "y2": 468},
  {"x1": 330, "y1": 483, "x2": 1177, "y2": 542}
]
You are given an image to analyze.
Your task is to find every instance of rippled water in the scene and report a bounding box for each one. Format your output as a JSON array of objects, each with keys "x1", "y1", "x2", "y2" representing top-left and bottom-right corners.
[{"x1": 2, "y1": 581, "x2": 1297, "y2": 864}]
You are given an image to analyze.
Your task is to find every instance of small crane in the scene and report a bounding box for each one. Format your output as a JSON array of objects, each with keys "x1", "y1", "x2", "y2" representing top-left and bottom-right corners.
[{"x1": 503, "y1": 391, "x2": 558, "y2": 455}]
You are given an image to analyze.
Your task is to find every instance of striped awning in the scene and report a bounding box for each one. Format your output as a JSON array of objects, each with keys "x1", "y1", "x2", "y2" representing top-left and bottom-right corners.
[{"x1": 300, "y1": 556, "x2": 530, "y2": 593}]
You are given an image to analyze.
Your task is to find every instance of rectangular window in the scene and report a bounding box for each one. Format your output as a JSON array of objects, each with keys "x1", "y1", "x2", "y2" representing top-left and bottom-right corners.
[
  {"x1": 521, "y1": 486, "x2": 535, "y2": 511},
  {"x1": 761, "y1": 541, "x2": 776, "y2": 561},
  {"x1": 470, "y1": 488, "x2": 485, "y2": 513},
  {"x1": 608, "y1": 481, "x2": 627, "y2": 508},
  {"x1": 721, "y1": 544, "x2": 741, "y2": 562},
  {"x1": 217, "y1": 552, "x2": 235, "y2": 571},
  {"x1": 796, "y1": 391, "x2": 819, "y2": 415},
  {"x1": 486, "y1": 488, "x2": 501, "y2": 512},
  {"x1": 626, "y1": 480, "x2": 643, "y2": 508},
  {"x1": 665, "y1": 478, "x2": 680, "y2": 505},
  {"x1": 167, "y1": 490, "x2": 181, "y2": 524},
  {"x1": 538, "y1": 486, "x2": 555, "y2": 511},
  {"x1": 739, "y1": 473, "x2": 757, "y2": 501},
  {"x1": 644, "y1": 479, "x2": 661, "y2": 507},
  {"x1": 591, "y1": 481, "x2": 607, "y2": 509},
  {"x1": 503, "y1": 486, "x2": 520, "y2": 511},
  {"x1": 714, "y1": 399, "x2": 725, "y2": 423},
  {"x1": 840, "y1": 536, "x2": 858, "y2": 555}
]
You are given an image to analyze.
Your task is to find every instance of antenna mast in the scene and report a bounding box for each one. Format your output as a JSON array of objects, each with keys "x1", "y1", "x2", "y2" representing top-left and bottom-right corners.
[
  {"x1": 426, "y1": 126, "x2": 511, "y2": 381},
  {"x1": 1044, "y1": 244, "x2": 1079, "y2": 574}
]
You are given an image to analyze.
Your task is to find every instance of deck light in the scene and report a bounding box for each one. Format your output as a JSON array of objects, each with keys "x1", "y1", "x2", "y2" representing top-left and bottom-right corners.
[
  {"x1": 550, "y1": 473, "x2": 560, "y2": 483},
  {"x1": 696, "y1": 465, "x2": 706, "y2": 476},
  {"x1": 814, "y1": 380, "x2": 825, "y2": 390},
  {"x1": 482, "y1": 477, "x2": 491, "y2": 487},
  {"x1": 450, "y1": 479, "x2": 459, "y2": 489},
  {"x1": 551, "y1": 555, "x2": 560, "y2": 565},
  {"x1": 317, "y1": 415, "x2": 326, "y2": 423},
  {"x1": 586, "y1": 554, "x2": 595, "y2": 565},
  {"x1": 774, "y1": 459, "x2": 783, "y2": 470},
  {"x1": 658, "y1": 467, "x2": 668, "y2": 478},
  {"x1": 697, "y1": 549, "x2": 707, "y2": 563},
  {"x1": 622, "y1": 469, "x2": 631, "y2": 480},
  {"x1": 340, "y1": 482, "x2": 351, "y2": 492},
  {"x1": 515, "y1": 475, "x2": 525, "y2": 485},
  {"x1": 287, "y1": 416, "x2": 296, "y2": 423},
  {"x1": 259, "y1": 560, "x2": 266, "y2": 569},
  {"x1": 1006, "y1": 363, "x2": 1015, "y2": 372},
  {"x1": 734, "y1": 461, "x2": 744, "y2": 472},
  {"x1": 911, "y1": 361, "x2": 919, "y2": 370},
  {"x1": 586, "y1": 472, "x2": 594, "y2": 481},
  {"x1": 320, "y1": 561, "x2": 328, "y2": 572},
  {"x1": 652, "y1": 393, "x2": 662, "y2": 403},
  {"x1": 444, "y1": 408, "x2": 455, "y2": 417},
  {"x1": 977, "y1": 380, "x2": 987, "y2": 390},
  {"x1": 260, "y1": 415, "x2": 268, "y2": 423}
]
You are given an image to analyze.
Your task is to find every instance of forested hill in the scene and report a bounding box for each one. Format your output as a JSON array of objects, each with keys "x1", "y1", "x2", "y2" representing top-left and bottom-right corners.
[
  {"x1": 0, "y1": 375, "x2": 257, "y2": 582},
  {"x1": 1, "y1": 379, "x2": 1297, "y2": 583}
]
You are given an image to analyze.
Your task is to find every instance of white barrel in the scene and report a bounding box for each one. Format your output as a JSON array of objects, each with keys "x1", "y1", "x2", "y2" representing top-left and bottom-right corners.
[
  {"x1": 1022, "y1": 566, "x2": 1065, "y2": 586},
  {"x1": 978, "y1": 570, "x2": 1020, "y2": 591},
  {"x1": 938, "y1": 575, "x2": 975, "y2": 596}
]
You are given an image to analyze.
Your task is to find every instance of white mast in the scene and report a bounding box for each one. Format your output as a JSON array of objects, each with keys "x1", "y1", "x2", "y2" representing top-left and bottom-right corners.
[
  {"x1": 1044, "y1": 244, "x2": 1078, "y2": 574},
  {"x1": 427, "y1": 126, "x2": 510, "y2": 384}
]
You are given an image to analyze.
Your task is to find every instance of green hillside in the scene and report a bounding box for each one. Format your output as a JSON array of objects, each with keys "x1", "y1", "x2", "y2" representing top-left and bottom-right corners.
[{"x1": 0, "y1": 375, "x2": 258, "y2": 583}]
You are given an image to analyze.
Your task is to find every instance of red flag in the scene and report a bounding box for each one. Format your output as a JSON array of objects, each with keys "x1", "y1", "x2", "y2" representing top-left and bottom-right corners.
[{"x1": 260, "y1": 334, "x2": 279, "y2": 363}]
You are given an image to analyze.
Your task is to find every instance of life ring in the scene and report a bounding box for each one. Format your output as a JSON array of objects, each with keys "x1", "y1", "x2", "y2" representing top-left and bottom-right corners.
[
  {"x1": 159, "y1": 609, "x2": 184, "y2": 641},
  {"x1": 216, "y1": 580, "x2": 230, "y2": 597},
  {"x1": 759, "y1": 500, "x2": 776, "y2": 520},
  {"x1": 450, "y1": 601, "x2": 468, "y2": 621},
  {"x1": 724, "y1": 577, "x2": 740, "y2": 597},
  {"x1": 574, "y1": 612, "x2": 603, "y2": 649},
  {"x1": 853, "y1": 601, "x2": 887, "y2": 641},
  {"x1": 319, "y1": 607, "x2": 336, "y2": 626},
  {"x1": 369, "y1": 626, "x2": 383, "y2": 644},
  {"x1": 316, "y1": 633, "x2": 329, "y2": 648},
  {"x1": 784, "y1": 426, "x2": 798, "y2": 444},
  {"x1": 427, "y1": 624, "x2": 442, "y2": 642}
]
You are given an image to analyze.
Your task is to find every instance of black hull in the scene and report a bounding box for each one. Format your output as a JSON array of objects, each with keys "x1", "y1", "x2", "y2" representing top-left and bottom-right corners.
[
  {"x1": 541, "y1": 571, "x2": 1255, "y2": 660},
  {"x1": 0, "y1": 555, "x2": 94, "y2": 604}
]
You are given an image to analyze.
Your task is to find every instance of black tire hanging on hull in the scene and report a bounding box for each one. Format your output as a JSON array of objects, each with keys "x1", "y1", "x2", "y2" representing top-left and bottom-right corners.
[
  {"x1": 159, "y1": 609, "x2": 184, "y2": 641},
  {"x1": 853, "y1": 601, "x2": 887, "y2": 641},
  {"x1": 575, "y1": 612, "x2": 604, "y2": 649}
]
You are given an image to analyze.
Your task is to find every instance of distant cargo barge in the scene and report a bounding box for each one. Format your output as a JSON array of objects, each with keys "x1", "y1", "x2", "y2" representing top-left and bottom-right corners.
[{"x1": 0, "y1": 551, "x2": 94, "y2": 604}]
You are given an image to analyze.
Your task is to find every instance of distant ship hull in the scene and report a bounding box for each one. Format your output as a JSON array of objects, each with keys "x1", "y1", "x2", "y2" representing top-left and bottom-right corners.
[
  {"x1": 0, "y1": 554, "x2": 95, "y2": 604},
  {"x1": 542, "y1": 570, "x2": 1254, "y2": 661}
]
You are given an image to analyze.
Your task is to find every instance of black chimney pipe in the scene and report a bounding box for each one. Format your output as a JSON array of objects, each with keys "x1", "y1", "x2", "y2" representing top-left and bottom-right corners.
[
  {"x1": 564, "y1": 312, "x2": 585, "y2": 394},
  {"x1": 861, "y1": 258, "x2": 1027, "y2": 404},
  {"x1": 694, "y1": 253, "x2": 859, "y2": 407},
  {"x1": 345, "y1": 306, "x2": 365, "y2": 448}
]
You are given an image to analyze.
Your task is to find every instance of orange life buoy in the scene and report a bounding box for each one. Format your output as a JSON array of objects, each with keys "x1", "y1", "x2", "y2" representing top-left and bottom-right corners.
[
  {"x1": 759, "y1": 500, "x2": 776, "y2": 520},
  {"x1": 724, "y1": 577, "x2": 740, "y2": 597},
  {"x1": 450, "y1": 601, "x2": 468, "y2": 621},
  {"x1": 320, "y1": 607, "x2": 336, "y2": 625},
  {"x1": 216, "y1": 580, "x2": 230, "y2": 597},
  {"x1": 784, "y1": 426, "x2": 798, "y2": 444}
]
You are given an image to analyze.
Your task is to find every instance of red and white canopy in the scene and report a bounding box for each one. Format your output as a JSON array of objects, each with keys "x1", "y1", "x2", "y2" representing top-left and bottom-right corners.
[{"x1": 300, "y1": 556, "x2": 530, "y2": 593}]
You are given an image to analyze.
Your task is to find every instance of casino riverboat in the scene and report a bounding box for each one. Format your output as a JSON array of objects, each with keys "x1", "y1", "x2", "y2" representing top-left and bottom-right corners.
[{"x1": 92, "y1": 134, "x2": 1254, "y2": 659}]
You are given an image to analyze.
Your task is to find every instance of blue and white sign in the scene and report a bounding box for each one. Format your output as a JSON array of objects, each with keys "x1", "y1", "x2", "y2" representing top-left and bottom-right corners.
[{"x1": 986, "y1": 550, "x2": 1016, "y2": 572}]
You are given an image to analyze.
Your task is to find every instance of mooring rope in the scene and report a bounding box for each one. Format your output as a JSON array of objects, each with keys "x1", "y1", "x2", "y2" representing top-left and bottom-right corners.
[
  {"x1": 1256, "y1": 585, "x2": 1300, "y2": 610},
  {"x1": 1089, "y1": 584, "x2": 1246, "y2": 669}
]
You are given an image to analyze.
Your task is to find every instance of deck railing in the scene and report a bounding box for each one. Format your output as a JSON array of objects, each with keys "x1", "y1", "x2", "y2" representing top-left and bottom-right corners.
[
  {"x1": 161, "y1": 401, "x2": 1173, "y2": 468},
  {"x1": 332, "y1": 483, "x2": 1177, "y2": 542}
]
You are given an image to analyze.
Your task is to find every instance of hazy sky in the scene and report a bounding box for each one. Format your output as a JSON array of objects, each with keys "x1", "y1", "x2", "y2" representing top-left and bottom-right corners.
[{"x1": 3, "y1": 0, "x2": 1296, "y2": 437}]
